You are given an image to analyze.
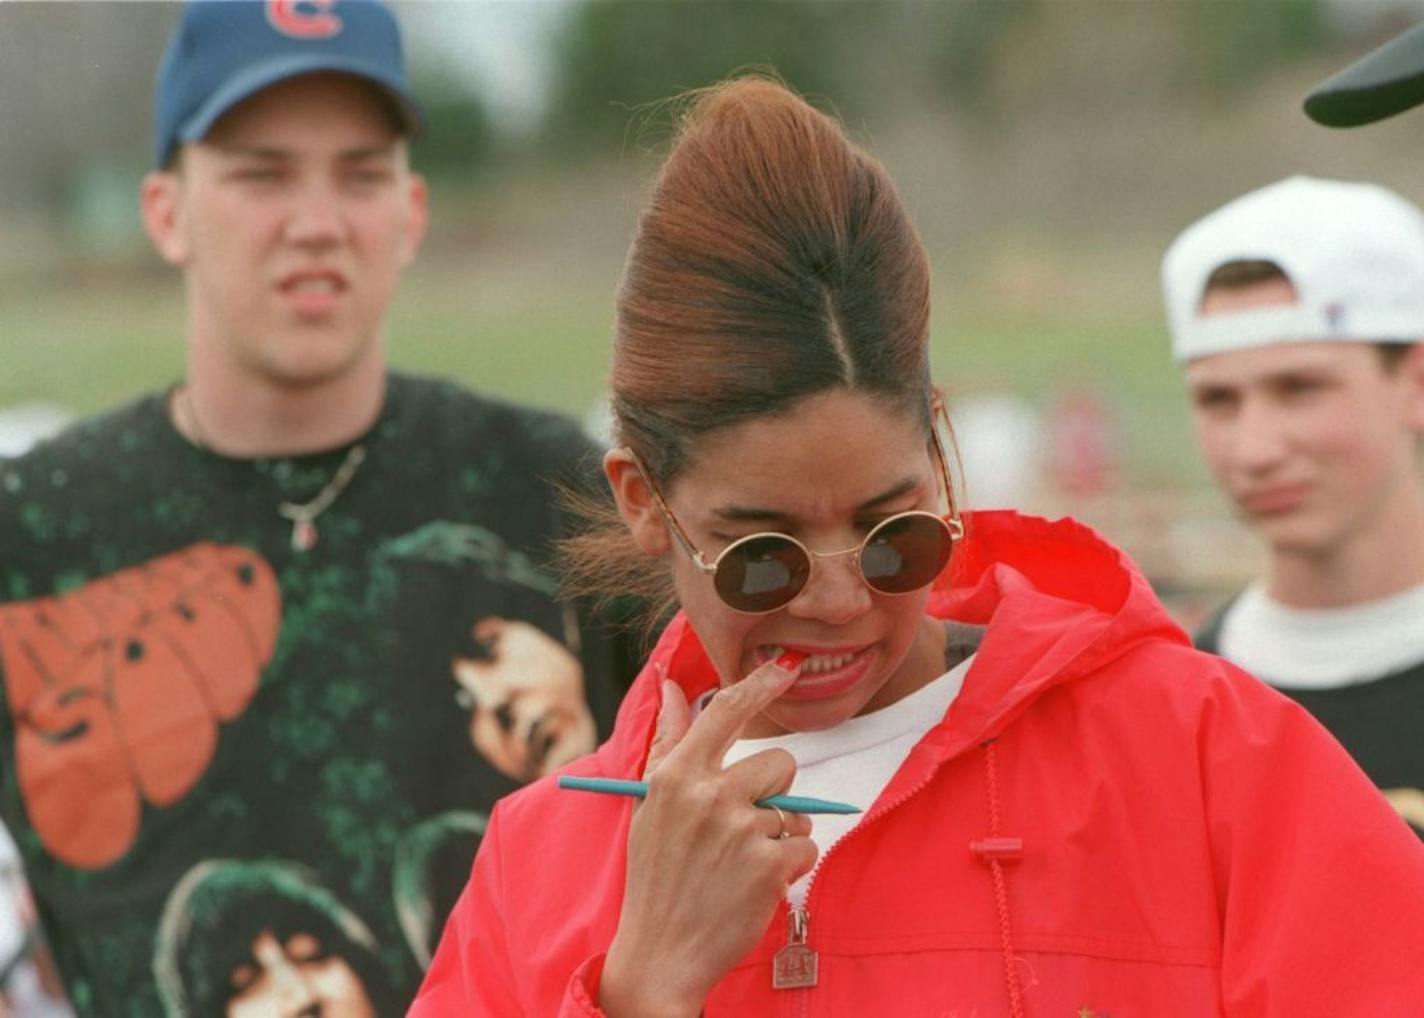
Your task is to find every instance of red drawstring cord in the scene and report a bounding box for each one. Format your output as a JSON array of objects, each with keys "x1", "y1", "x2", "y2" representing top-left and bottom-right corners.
[{"x1": 970, "y1": 740, "x2": 1025, "y2": 1018}]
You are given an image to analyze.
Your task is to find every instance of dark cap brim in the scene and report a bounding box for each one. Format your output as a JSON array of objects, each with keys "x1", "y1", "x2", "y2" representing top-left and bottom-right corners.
[{"x1": 1305, "y1": 21, "x2": 1424, "y2": 126}]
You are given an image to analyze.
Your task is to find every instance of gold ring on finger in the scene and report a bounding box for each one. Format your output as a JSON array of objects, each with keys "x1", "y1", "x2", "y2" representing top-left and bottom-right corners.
[{"x1": 768, "y1": 803, "x2": 790, "y2": 840}]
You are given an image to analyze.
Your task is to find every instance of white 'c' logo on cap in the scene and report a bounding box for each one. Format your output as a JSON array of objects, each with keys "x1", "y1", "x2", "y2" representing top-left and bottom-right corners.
[{"x1": 266, "y1": 0, "x2": 343, "y2": 39}]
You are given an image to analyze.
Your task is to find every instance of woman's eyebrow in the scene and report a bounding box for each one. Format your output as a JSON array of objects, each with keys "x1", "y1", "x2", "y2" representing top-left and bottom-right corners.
[{"x1": 711, "y1": 477, "x2": 920, "y2": 522}]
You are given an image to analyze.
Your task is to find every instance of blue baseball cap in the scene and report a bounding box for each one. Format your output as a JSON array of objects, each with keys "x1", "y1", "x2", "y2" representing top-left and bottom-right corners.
[{"x1": 153, "y1": 0, "x2": 424, "y2": 167}]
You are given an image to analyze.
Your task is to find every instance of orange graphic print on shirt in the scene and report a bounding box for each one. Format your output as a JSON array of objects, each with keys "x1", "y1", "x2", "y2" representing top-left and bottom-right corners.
[{"x1": 0, "y1": 544, "x2": 280, "y2": 869}]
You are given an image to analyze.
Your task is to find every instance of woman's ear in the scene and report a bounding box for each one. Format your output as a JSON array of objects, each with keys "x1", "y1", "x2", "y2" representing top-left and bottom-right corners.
[{"x1": 604, "y1": 449, "x2": 673, "y2": 557}]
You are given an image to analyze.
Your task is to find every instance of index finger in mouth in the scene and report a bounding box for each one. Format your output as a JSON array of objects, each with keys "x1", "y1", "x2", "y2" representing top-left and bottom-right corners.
[{"x1": 675, "y1": 649, "x2": 808, "y2": 765}]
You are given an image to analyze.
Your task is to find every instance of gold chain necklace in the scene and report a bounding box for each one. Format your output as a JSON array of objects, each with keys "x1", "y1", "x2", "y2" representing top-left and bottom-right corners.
[{"x1": 178, "y1": 384, "x2": 368, "y2": 552}]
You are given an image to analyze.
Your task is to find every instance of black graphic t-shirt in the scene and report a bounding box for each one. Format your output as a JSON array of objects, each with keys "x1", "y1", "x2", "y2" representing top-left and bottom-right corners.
[{"x1": 0, "y1": 374, "x2": 638, "y2": 1016}]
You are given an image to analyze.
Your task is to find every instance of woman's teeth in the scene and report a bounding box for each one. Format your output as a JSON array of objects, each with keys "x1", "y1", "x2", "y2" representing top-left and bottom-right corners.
[{"x1": 802, "y1": 651, "x2": 856, "y2": 674}]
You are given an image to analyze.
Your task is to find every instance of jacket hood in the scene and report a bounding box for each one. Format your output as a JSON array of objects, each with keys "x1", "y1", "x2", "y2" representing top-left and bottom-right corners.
[{"x1": 592, "y1": 509, "x2": 1188, "y2": 778}]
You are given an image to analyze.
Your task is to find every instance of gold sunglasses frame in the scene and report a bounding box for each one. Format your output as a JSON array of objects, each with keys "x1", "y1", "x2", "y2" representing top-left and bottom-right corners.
[{"x1": 627, "y1": 401, "x2": 965, "y2": 615}]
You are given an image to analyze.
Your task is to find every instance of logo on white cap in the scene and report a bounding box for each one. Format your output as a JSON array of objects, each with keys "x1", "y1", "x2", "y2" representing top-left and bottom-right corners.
[
  {"x1": 1161, "y1": 176, "x2": 1424, "y2": 362},
  {"x1": 266, "y1": 0, "x2": 343, "y2": 40}
]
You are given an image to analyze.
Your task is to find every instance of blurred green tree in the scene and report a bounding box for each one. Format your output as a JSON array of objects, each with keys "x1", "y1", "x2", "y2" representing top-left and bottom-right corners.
[
  {"x1": 1181, "y1": 0, "x2": 1326, "y2": 95},
  {"x1": 542, "y1": 0, "x2": 869, "y2": 151},
  {"x1": 408, "y1": 69, "x2": 498, "y2": 184},
  {"x1": 931, "y1": 0, "x2": 1039, "y2": 112}
]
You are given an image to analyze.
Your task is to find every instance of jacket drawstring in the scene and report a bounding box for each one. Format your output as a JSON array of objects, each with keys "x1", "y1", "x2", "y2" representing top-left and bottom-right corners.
[{"x1": 970, "y1": 739, "x2": 1025, "y2": 1018}]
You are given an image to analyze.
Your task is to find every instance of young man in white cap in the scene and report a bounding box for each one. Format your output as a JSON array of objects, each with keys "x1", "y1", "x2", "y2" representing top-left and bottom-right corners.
[
  {"x1": 0, "y1": 1, "x2": 633, "y2": 1011},
  {"x1": 1162, "y1": 175, "x2": 1424, "y2": 834}
]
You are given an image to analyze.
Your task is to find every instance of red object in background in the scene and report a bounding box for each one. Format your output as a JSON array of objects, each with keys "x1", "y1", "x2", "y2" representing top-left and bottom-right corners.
[{"x1": 1048, "y1": 387, "x2": 1118, "y2": 497}]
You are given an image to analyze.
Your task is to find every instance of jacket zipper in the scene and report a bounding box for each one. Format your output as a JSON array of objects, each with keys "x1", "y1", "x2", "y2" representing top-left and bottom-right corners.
[
  {"x1": 774, "y1": 755, "x2": 954, "y2": 1017},
  {"x1": 771, "y1": 905, "x2": 817, "y2": 989}
]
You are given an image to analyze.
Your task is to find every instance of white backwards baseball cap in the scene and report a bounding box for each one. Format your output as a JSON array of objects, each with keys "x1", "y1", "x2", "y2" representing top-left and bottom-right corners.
[{"x1": 1161, "y1": 175, "x2": 1424, "y2": 362}]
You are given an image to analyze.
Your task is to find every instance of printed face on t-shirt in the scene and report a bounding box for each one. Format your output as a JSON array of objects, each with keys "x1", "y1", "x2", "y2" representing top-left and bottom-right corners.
[
  {"x1": 451, "y1": 616, "x2": 597, "y2": 782},
  {"x1": 227, "y1": 930, "x2": 376, "y2": 1018}
]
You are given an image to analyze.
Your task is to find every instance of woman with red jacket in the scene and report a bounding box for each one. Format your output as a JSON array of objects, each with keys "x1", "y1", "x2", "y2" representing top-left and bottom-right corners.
[{"x1": 410, "y1": 77, "x2": 1424, "y2": 1016}]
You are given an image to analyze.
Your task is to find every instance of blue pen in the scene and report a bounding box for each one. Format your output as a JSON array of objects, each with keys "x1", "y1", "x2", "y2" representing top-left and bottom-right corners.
[{"x1": 557, "y1": 775, "x2": 861, "y2": 815}]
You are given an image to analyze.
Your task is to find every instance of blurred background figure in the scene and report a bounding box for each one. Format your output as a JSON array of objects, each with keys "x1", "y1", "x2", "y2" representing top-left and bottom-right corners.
[
  {"x1": 1046, "y1": 384, "x2": 1119, "y2": 501},
  {"x1": 0, "y1": 831, "x2": 69, "y2": 1018},
  {"x1": 0, "y1": 406, "x2": 70, "y2": 460},
  {"x1": 948, "y1": 389, "x2": 1043, "y2": 510},
  {"x1": 1162, "y1": 175, "x2": 1424, "y2": 835}
]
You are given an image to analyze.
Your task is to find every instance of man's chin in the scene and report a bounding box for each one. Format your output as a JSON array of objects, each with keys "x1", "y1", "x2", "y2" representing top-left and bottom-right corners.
[
  {"x1": 254, "y1": 352, "x2": 367, "y2": 391},
  {"x1": 1251, "y1": 515, "x2": 1336, "y2": 558}
]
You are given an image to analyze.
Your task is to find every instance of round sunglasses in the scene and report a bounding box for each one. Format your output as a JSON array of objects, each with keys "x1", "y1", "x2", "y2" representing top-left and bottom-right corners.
[
  {"x1": 630, "y1": 417, "x2": 964, "y2": 614},
  {"x1": 683, "y1": 510, "x2": 963, "y2": 614}
]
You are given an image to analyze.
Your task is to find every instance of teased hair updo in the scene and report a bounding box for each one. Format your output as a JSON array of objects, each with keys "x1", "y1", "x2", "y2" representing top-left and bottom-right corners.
[
  {"x1": 565, "y1": 76, "x2": 938, "y2": 623},
  {"x1": 615, "y1": 76, "x2": 932, "y2": 479}
]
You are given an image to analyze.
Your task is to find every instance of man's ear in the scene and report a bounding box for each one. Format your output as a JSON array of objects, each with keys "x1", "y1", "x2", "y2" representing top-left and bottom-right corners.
[
  {"x1": 140, "y1": 169, "x2": 189, "y2": 266},
  {"x1": 604, "y1": 448, "x2": 672, "y2": 557},
  {"x1": 1399, "y1": 342, "x2": 1424, "y2": 433},
  {"x1": 398, "y1": 171, "x2": 429, "y2": 266}
]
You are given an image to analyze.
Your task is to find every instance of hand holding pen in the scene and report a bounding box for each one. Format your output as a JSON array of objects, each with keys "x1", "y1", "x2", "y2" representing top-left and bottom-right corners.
[{"x1": 597, "y1": 650, "x2": 819, "y2": 1018}]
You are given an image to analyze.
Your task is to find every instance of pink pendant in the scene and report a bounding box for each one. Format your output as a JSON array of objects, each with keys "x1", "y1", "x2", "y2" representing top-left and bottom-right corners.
[{"x1": 291, "y1": 519, "x2": 318, "y2": 552}]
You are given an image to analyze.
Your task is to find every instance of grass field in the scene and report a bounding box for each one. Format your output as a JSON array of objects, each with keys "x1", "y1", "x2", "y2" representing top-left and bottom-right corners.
[{"x1": 1, "y1": 255, "x2": 1205, "y2": 487}]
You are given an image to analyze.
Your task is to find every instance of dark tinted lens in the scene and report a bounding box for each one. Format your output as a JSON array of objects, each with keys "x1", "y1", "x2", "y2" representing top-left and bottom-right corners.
[
  {"x1": 860, "y1": 514, "x2": 953, "y2": 594},
  {"x1": 714, "y1": 535, "x2": 811, "y2": 613}
]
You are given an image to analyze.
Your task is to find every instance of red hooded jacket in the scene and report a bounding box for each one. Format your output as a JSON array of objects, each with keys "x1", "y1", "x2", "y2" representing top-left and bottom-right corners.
[{"x1": 411, "y1": 512, "x2": 1424, "y2": 1016}]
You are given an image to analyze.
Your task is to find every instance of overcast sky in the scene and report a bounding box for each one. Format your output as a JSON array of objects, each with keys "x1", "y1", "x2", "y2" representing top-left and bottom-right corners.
[{"x1": 399, "y1": 0, "x2": 574, "y2": 134}]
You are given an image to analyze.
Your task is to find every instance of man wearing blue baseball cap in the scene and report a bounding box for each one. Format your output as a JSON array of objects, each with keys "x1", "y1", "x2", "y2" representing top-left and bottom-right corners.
[{"x1": 0, "y1": 1, "x2": 635, "y2": 1012}]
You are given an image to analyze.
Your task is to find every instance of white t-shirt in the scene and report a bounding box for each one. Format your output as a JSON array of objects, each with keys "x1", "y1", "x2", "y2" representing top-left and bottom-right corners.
[
  {"x1": 720, "y1": 654, "x2": 974, "y2": 908},
  {"x1": 1219, "y1": 581, "x2": 1424, "y2": 689}
]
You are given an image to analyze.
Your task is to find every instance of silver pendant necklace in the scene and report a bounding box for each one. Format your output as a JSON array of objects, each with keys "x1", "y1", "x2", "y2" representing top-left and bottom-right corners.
[
  {"x1": 275, "y1": 444, "x2": 367, "y2": 551},
  {"x1": 177, "y1": 384, "x2": 368, "y2": 553}
]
